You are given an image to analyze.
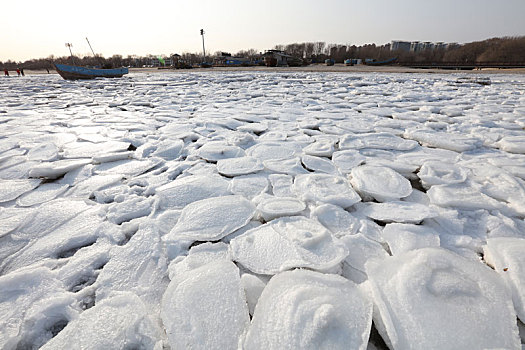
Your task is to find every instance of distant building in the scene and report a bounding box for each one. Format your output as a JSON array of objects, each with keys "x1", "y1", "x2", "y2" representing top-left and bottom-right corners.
[
  {"x1": 392, "y1": 40, "x2": 460, "y2": 52},
  {"x1": 391, "y1": 41, "x2": 411, "y2": 52},
  {"x1": 263, "y1": 50, "x2": 293, "y2": 67}
]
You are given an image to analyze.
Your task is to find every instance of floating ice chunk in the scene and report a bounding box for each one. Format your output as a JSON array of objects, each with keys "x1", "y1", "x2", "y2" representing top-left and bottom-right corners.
[
  {"x1": 217, "y1": 156, "x2": 264, "y2": 176},
  {"x1": 62, "y1": 141, "x2": 130, "y2": 158},
  {"x1": 382, "y1": 223, "x2": 440, "y2": 255},
  {"x1": 240, "y1": 273, "x2": 267, "y2": 316},
  {"x1": 92, "y1": 151, "x2": 134, "y2": 164},
  {"x1": 66, "y1": 174, "x2": 123, "y2": 198},
  {"x1": 418, "y1": 160, "x2": 468, "y2": 188},
  {"x1": 96, "y1": 222, "x2": 168, "y2": 307},
  {"x1": 428, "y1": 182, "x2": 504, "y2": 212},
  {"x1": 161, "y1": 260, "x2": 250, "y2": 350},
  {"x1": 340, "y1": 233, "x2": 389, "y2": 283},
  {"x1": 484, "y1": 237, "x2": 525, "y2": 321},
  {"x1": 244, "y1": 269, "x2": 372, "y2": 350},
  {"x1": 301, "y1": 155, "x2": 337, "y2": 174},
  {"x1": 156, "y1": 174, "x2": 230, "y2": 210},
  {"x1": 151, "y1": 139, "x2": 184, "y2": 160},
  {"x1": 0, "y1": 179, "x2": 41, "y2": 203},
  {"x1": 230, "y1": 216, "x2": 349, "y2": 274},
  {"x1": 106, "y1": 196, "x2": 154, "y2": 225},
  {"x1": 350, "y1": 165, "x2": 412, "y2": 202},
  {"x1": 269, "y1": 174, "x2": 294, "y2": 197},
  {"x1": 263, "y1": 157, "x2": 309, "y2": 175},
  {"x1": 0, "y1": 267, "x2": 72, "y2": 349},
  {"x1": 404, "y1": 128, "x2": 482, "y2": 152},
  {"x1": 360, "y1": 201, "x2": 437, "y2": 223},
  {"x1": 496, "y1": 135, "x2": 525, "y2": 154},
  {"x1": 257, "y1": 196, "x2": 306, "y2": 221},
  {"x1": 27, "y1": 143, "x2": 58, "y2": 161},
  {"x1": 332, "y1": 150, "x2": 366, "y2": 173},
  {"x1": 247, "y1": 142, "x2": 299, "y2": 161},
  {"x1": 1, "y1": 207, "x2": 105, "y2": 274},
  {"x1": 366, "y1": 248, "x2": 521, "y2": 350},
  {"x1": 303, "y1": 138, "x2": 336, "y2": 157},
  {"x1": 229, "y1": 174, "x2": 269, "y2": 199},
  {"x1": 93, "y1": 158, "x2": 162, "y2": 177},
  {"x1": 168, "y1": 242, "x2": 231, "y2": 279},
  {"x1": 340, "y1": 132, "x2": 418, "y2": 151},
  {"x1": 166, "y1": 195, "x2": 255, "y2": 241},
  {"x1": 196, "y1": 141, "x2": 245, "y2": 162},
  {"x1": 42, "y1": 292, "x2": 164, "y2": 350},
  {"x1": 29, "y1": 159, "x2": 91, "y2": 179},
  {"x1": 311, "y1": 203, "x2": 360, "y2": 237},
  {"x1": 293, "y1": 174, "x2": 361, "y2": 208}
]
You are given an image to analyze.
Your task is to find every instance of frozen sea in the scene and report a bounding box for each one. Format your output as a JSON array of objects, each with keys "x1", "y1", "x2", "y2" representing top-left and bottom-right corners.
[{"x1": 1, "y1": 71, "x2": 525, "y2": 349}]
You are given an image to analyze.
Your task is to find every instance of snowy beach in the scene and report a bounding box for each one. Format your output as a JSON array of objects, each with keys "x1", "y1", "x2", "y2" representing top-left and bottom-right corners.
[{"x1": 1, "y1": 71, "x2": 524, "y2": 349}]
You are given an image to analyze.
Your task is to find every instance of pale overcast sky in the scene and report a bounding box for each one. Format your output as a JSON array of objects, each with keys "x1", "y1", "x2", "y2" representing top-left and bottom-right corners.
[{"x1": 1, "y1": 0, "x2": 524, "y2": 61}]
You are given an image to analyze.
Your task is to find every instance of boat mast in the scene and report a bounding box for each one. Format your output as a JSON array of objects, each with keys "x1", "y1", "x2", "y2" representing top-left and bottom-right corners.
[
  {"x1": 86, "y1": 37, "x2": 104, "y2": 67},
  {"x1": 200, "y1": 29, "x2": 206, "y2": 63},
  {"x1": 65, "y1": 43, "x2": 75, "y2": 65}
]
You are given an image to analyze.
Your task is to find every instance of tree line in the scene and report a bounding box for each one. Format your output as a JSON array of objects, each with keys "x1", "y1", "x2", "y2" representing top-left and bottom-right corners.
[{"x1": 2, "y1": 36, "x2": 524, "y2": 69}]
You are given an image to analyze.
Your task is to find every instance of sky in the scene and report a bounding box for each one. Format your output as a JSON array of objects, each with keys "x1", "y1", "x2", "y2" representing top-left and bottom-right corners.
[{"x1": 1, "y1": 0, "x2": 525, "y2": 62}]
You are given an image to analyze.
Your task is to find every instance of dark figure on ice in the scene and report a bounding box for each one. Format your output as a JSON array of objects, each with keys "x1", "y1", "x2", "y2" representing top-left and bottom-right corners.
[
  {"x1": 20, "y1": 68, "x2": 24, "y2": 76},
  {"x1": 3, "y1": 68, "x2": 8, "y2": 76},
  {"x1": 16, "y1": 68, "x2": 20, "y2": 76}
]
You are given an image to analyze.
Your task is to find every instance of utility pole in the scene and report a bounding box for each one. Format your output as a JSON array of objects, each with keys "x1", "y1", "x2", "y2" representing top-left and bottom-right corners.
[
  {"x1": 65, "y1": 43, "x2": 75, "y2": 65},
  {"x1": 200, "y1": 29, "x2": 206, "y2": 63}
]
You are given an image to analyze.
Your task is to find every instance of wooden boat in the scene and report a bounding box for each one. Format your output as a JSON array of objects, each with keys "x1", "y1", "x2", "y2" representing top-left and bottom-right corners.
[{"x1": 54, "y1": 63, "x2": 128, "y2": 80}]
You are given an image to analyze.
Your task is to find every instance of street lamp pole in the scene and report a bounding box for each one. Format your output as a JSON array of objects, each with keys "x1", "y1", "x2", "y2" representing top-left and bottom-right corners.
[{"x1": 200, "y1": 29, "x2": 206, "y2": 63}]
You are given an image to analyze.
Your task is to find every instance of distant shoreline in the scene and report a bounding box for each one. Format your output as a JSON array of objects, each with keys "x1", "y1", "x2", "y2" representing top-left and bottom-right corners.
[{"x1": 21, "y1": 64, "x2": 525, "y2": 75}]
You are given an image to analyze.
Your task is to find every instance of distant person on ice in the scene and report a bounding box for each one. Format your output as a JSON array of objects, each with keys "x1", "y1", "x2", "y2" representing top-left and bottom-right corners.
[
  {"x1": 3, "y1": 68, "x2": 8, "y2": 76},
  {"x1": 20, "y1": 68, "x2": 24, "y2": 76},
  {"x1": 16, "y1": 68, "x2": 20, "y2": 76}
]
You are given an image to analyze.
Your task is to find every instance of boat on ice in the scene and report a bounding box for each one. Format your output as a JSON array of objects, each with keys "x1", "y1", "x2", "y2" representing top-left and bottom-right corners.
[{"x1": 54, "y1": 63, "x2": 128, "y2": 80}]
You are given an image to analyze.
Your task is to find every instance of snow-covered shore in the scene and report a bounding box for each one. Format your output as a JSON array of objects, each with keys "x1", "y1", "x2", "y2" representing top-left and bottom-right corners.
[{"x1": 1, "y1": 72, "x2": 524, "y2": 349}]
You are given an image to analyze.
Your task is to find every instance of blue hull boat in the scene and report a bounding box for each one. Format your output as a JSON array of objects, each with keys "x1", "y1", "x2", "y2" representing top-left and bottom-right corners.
[{"x1": 54, "y1": 63, "x2": 128, "y2": 80}]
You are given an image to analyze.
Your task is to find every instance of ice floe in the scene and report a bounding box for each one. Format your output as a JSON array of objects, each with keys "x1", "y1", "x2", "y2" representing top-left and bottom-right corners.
[
  {"x1": 367, "y1": 248, "x2": 521, "y2": 349},
  {"x1": 244, "y1": 269, "x2": 373, "y2": 350},
  {"x1": 165, "y1": 195, "x2": 256, "y2": 241},
  {"x1": 230, "y1": 216, "x2": 348, "y2": 274},
  {"x1": 350, "y1": 165, "x2": 412, "y2": 202},
  {"x1": 161, "y1": 260, "x2": 250, "y2": 349}
]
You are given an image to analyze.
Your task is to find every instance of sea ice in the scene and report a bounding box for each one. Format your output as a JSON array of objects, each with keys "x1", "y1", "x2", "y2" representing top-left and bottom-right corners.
[
  {"x1": 42, "y1": 292, "x2": 164, "y2": 350},
  {"x1": 243, "y1": 269, "x2": 373, "y2": 350},
  {"x1": 382, "y1": 223, "x2": 440, "y2": 255},
  {"x1": 293, "y1": 173, "x2": 361, "y2": 208},
  {"x1": 161, "y1": 260, "x2": 250, "y2": 350},
  {"x1": 367, "y1": 247, "x2": 521, "y2": 350},
  {"x1": 155, "y1": 174, "x2": 230, "y2": 210},
  {"x1": 360, "y1": 201, "x2": 437, "y2": 223},
  {"x1": 484, "y1": 237, "x2": 525, "y2": 321},
  {"x1": 257, "y1": 196, "x2": 307, "y2": 221},
  {"x1": 0, "y1": 179, "x2": 41, "y2": 203},
  {"x1": 217, "y1": 156, "x2": 264, "y2": 176},
  {"x1": 350, "y1": 165, "x2": 412, "y2": 202},
  {"x1": 230, "y1": 216, "x2": 348, "y2": 274},
  {"x1": 165, "y1": 195, "x2": 256, "y2": 241}
]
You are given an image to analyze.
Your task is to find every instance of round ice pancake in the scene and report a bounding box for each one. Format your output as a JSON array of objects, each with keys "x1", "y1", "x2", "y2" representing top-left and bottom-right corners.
[
  {"x1": 366, "y1": 248, "x2": 521, "y2": 350},
  {"x1": 230, "y1": 216, "x2": 348, "y2": 274},
  {"x1": 244, "y1": 269, "x2": 373, "y2": 350},
  {"x1": 350, "y1": 165, "x2": 412, "y2": 202},
  {"x1": 293, "y1": 174, "x2": 361, "y2": 208},
  {"x1": 217, "y1": 156, "x2": 264, "y2": 176},
  {"x1": 166, "y1": 195, "x2": 256, "y2": 241}
]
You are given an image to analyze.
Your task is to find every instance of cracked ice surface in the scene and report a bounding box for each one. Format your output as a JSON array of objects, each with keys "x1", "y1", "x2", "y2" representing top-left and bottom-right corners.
[{"x1": 0, "y1": 72, "x2": 524, "y2": 349}]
